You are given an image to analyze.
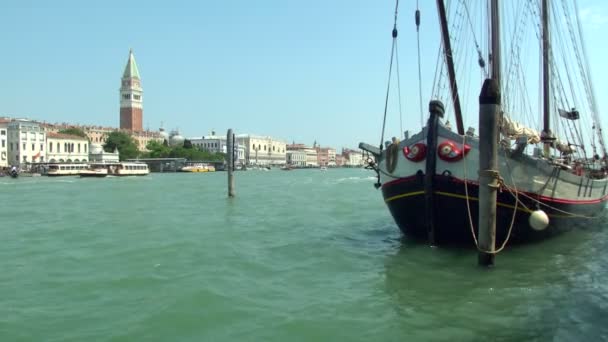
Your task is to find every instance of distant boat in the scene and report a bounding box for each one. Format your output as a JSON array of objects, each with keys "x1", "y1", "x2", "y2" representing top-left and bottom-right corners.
[
  {"x1": 81, "y1": 162, "x2": 149, "y2": 177},
  {"x1": 46, "y1": 163, "x2": 88, "y2": 176},
  {"x1": 320, "y1": 166, "x2": 328, "y2": 171},
  {"x1": 180, "y1": 162, "x2": 215, "y2": 173},
  {"x1": 9, "y1": 168, "x2": 18, "y2": 178},
  {"x1": 280, "y1": 165, "x2": 294, "y2": 171},
  {"x1": 80, "y1": 167, "x2": 108, "y2": 178}
]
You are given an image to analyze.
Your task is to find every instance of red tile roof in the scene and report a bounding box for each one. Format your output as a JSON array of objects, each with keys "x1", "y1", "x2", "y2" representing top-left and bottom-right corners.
[{"x1": 46, "y1": 132, "x2": 88, "y2": 140}]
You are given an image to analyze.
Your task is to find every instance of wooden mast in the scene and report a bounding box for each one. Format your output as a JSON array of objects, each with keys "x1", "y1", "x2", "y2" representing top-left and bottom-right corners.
[
  {"x1": 436, "y1": 0, "x2": 464, "y2": 135},
  {"x1": 490, "y1": 0, "x2": 501, "y2": 85},
  {"x1": 542, "y1": 0, "x2": 551, "y2": 138}
]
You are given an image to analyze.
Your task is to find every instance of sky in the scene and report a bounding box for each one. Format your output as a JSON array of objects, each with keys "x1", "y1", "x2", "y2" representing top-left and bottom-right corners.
[{"x1": 1, "y1": 0, "x2": 607, "y2": 150}]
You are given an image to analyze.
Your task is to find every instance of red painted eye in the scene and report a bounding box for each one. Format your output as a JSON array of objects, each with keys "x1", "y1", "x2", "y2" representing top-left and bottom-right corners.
[
  {"x1": 403, "y1": 143, "x2": 427, "y2": 162},
  {"x1": 437, "y1": 140, "x2": 471, "y2": 162}
]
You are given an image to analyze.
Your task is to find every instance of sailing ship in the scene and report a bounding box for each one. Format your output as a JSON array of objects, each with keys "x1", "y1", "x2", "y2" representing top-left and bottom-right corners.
[{"x1": 360, "y1": 0, "x2": 607, "y2": 246}]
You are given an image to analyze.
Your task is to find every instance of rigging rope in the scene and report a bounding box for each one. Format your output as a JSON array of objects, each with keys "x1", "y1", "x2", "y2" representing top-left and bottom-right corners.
[
  {"x1": 396, "y1": 40, "x2": 404, "y2": 138},
  {"x1": 379, "y1": 0, "x2": 399, "y2": 152}
]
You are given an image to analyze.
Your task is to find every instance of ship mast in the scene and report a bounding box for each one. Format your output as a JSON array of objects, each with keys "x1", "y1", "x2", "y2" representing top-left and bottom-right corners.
[
  {"x1": 542, "y1": 0, "x2": 551, "y2": 141},
  {"x1": 490, "y1": 0, "x2": 501, "y2": 86},
  {"x1": 436, "y1": 0, "x2": 464, "y2": 135}
]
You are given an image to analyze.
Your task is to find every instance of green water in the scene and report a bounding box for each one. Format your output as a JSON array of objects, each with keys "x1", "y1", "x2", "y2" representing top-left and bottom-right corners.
[{"x1": 1, "y1": 169, "x2": 606, "y2": 341}]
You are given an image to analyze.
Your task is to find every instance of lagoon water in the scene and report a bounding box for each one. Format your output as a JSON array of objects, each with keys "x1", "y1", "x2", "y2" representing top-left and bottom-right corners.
[{"x1": 1, "y1": 168, "x2": 607, "y2": 341}]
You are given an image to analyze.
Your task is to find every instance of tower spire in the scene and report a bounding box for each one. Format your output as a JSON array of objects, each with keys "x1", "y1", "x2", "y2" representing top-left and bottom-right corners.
[{"x1": 119, "y1": 49, "x2": 143, "y2": 131}]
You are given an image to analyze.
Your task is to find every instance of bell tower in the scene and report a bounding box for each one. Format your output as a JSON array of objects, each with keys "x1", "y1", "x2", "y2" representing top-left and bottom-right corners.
[{"x1": 119, "y1": 49, "x2": 143, "y2": 131}]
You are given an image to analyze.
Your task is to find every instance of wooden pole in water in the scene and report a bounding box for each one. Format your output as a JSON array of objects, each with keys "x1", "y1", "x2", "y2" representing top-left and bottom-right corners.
[
  {"x1": 227, "y1": 129, "x2": 235, "y2": 197},
  {"x1": 425, "y1": 100, "x2": 444, "y2": 246},
  {"x1": 477, "y1": 78, "x2": 500, "y2": 266}
]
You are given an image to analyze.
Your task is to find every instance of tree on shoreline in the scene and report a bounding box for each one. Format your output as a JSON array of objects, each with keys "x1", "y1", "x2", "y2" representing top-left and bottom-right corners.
[
  {"x1": 144, "y1": 140, "x2": 224, "y2": 161},
  {"x1": 103, "y1": 131, "x2": 139, "y2": 161},
  {"x1": 58, "y1": 127, "x2": 87, "y2": 138}
]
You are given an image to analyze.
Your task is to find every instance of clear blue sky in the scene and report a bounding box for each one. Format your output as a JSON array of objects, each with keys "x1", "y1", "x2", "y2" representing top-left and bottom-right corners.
[{"x1": 1, "y1": 0, "x2": 607, "y2": 150}]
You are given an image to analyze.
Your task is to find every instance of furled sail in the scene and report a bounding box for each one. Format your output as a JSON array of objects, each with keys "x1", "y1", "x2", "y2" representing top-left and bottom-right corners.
[{"x1": 500, "y1": 115, "x2": 541, "y2": 144}]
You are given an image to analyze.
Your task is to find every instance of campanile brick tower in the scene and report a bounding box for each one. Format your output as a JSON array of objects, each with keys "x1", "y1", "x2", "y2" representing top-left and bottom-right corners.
[{"x1": 119, "y1": 49, "x2": 143, "y2": 131}]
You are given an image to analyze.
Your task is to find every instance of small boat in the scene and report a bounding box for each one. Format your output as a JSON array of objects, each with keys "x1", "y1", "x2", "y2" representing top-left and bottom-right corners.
[
  {"x1": 9, "y1": 168, "x2": 18, "y2": 178},
  {"x1": 320, "y1": 166, "x2": 328, "y2": 171},
  {"x1": 280, "y1": 165, "x2": 294, "y2": 171},
  {"x1": 180, "y1": 162, "x2": 216, "y2": 173}
]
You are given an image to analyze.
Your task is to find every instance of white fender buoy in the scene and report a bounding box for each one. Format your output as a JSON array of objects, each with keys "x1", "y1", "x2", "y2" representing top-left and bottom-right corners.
[{"x1": 529, "y1": 209, "x2": 549, "y2": 231}]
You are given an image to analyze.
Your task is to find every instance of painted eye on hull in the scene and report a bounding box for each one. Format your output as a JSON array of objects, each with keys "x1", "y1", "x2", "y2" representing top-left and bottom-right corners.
[
  {"x1": 403, "y1": 143, "x2": 427, "y2": 162},
  {"x1": 437, "y1": 140, "x2": 471, "y2": 162}
]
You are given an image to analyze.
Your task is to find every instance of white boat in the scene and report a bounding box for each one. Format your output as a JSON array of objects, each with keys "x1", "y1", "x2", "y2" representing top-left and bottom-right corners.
[
  {"x1": 359, "y1": 0, "x2": 607, "y2": 246},
  {"x1": 108, "y1": 162, "x2": 149, "y2": 176},
  {"x1": 320, "y1": 166, "x2": 328, "y2": 171},
  {"x1": 46, "y1": 164, "x2": 89, "y2": 176},
  {"x1": 79, "y1": 167, "x2": 108, "y2": 178}
]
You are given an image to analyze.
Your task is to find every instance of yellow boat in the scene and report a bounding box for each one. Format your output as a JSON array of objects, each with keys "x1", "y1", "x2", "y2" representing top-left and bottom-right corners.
[{"x1": 180, "y1": 163, "x2": 216, "y2": 173}]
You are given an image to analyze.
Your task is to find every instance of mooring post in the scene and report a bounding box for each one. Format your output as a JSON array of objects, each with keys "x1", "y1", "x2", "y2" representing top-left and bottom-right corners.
[
  {"x1": 227, "y1": 129, "x2": 235, "y2": 197},
  {"x1": 425, "y1": 100, "x2": 445, "y2": 246},
  {"x1": 478, "y1": 78, "x2": 501, "y2": 266}
]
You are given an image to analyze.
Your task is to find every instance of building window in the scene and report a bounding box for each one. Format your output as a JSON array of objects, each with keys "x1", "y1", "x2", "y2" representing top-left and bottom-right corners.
[
  {"x1": 49, "y1": 143, "x2": 53, "y2": 152},
  {"x1": 123, "y1": 94, "x2": 130, "y2": 100},
  {"x1": 1, "y1": 140, "x2": 4, "y2": 148},
  {"x1": 78, "y1": 144, "x2": 81, "y2": 153},
  {"x1": 32, "y1": 143, "x2": 35, "y2": 151},
  {"x1": 40, "y1": 143, "x2": 43, "y2": 151},
  {"x1": 0, "y1": 130, "x2": 5, "y2": 135},
  {"x1": 134, "y1": 95, "x2": 141, "y2": 100},
  {"x1": 57, "y1": 142, "x2": 60, "y2": 153},
  {"x1": 84, "y1": 144, "x2": 87, "y2": 152},
  {"x1": 23, "y1": 143, "x2": 26, "y2": 150},
  {"x1": 10, "y1": 143, "x2": 13, "y2": 151},
  {"x1": 23, "y1": 156, "x2": 27, "y2": 162},
  {"x1": 40, "y1": 156, "x2": 44, "y2": 162}
]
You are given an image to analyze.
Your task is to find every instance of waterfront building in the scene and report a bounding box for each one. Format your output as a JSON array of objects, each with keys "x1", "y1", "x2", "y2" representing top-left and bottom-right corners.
[
  {"x1": 316, "y1": 147, "x2": 336, "y2": 167},
  {"x1": 286, "y1": 143, "x2": 318, "y2": 167},
  {"x1": 286, "y1": 150, "x2": 306, "y2": 167},
  {"x1": 89, "y1": 144, "x2": 119, "y2": 163},
  {"x1": 0, "y1": 118, "x2": 9, "y2": 167},
  {"x1": 7, "y1": 119, "x2": 46, "y2": 167},
  {"x1": 46, "y1": 132, "x2": 89, "y2": 163},
  {"x1": 120, "y1": 49, "x2": 143, "y2": 132},
  {"x1": 43, "y1": 123, "x2": 161, "y2": 152},
  {"x1": 168, "y1": 130, "x2": 185, "y2": 147},
  {"x1": 335, "y1": 154, "x2": 345, "y2": 167},
  {"x1": 342, "y1": 148, "x2": 364, "y2": 167},
  {"x1": 237, "y1": 134, "x2": 286, "y2": 166},
  {"x1": 190, "y1": 133, "x2": 245, "y2": 165}
]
